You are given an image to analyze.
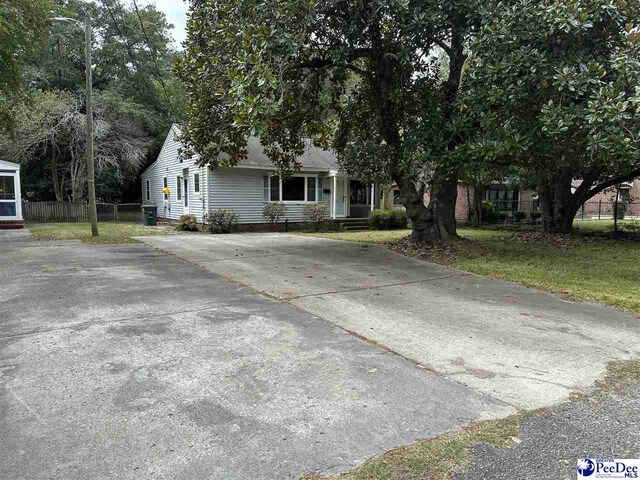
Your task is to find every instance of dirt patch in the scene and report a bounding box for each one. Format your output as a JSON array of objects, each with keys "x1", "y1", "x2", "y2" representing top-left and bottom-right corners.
[{"x1": 387, "y1": 237, "x2": 487, "y2": 265}]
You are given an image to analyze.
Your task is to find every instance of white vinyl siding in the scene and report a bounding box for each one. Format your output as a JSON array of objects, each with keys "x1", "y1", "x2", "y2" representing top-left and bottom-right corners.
[
  {"x1": 210, "y1": 169, "x2": 330, "y2": 224},
  {"x1": 140, "y1": 124, "x2": 208, "y2": 221}
]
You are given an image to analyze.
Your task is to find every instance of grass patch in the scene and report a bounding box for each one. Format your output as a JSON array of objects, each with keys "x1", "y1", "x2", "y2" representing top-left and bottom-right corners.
[
  {"x1": 305, "y1": 230, "x2": 414, "y2": 243},
  {"x1": 455, "y1": 232, "x2": 640, "y2": 314},
  {"x1": 304, "y1": 220, "x2": 640, "y2": 314},
  {"x1": 301, "y1": 415, "x2": 523, "y2": 480},
  {"x1": 29, "y1": 222, "x2": 179, "y2": 244},
  {"x1": 596, "y1": 360, "x2": 640, "y2": 396}
]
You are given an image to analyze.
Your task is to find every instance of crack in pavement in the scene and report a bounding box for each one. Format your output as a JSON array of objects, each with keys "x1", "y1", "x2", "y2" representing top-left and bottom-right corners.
[{"x1": 281, "y1": 273, "x2": 469, "y2": 300}]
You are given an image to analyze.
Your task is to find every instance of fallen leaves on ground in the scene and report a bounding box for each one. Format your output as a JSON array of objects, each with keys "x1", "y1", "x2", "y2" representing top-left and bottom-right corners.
[{"x1": 387, "y1": 237, "x2": 488, "y2": 265}]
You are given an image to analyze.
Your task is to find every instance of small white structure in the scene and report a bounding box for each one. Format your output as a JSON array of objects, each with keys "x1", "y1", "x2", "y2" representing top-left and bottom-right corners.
[{"x1": 0, "y1": 160, "x2": 23, "y2": 228}]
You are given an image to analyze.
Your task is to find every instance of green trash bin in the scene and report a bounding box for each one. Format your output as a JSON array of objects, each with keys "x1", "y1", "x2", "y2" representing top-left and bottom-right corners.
[{"x1": 142, "y1": 205, "x2": 158, "y2": 226}]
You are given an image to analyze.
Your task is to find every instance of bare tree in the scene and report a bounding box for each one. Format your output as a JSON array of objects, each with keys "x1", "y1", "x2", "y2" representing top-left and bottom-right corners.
[{"x1": 0, "y1": 91, "x2": 151, "y2": 201}]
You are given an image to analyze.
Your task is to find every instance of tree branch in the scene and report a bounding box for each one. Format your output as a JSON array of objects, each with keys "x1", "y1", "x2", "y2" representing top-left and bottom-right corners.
[
  {"x1": 572, "y1": 168, "x2": 601, "y2": 203},
  {"x1": 582, "y1": 168, "x2": 640, "y2": 202}
]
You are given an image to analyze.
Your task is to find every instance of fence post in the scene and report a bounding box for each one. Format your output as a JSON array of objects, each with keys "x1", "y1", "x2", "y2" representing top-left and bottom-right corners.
[
  {"x1": 114, "y1": 204, "x2": 117, "y2": 223},
  {"x1": 598, "y1": 200, "x2": 602, "y2": 220},
  {"x1": 581, "y1": 203, "x2": 584, "y2": 221}
]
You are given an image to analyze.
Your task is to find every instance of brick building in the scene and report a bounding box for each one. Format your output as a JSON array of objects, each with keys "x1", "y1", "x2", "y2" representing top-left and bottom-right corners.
[
  {"x1": 419, "y1": 178, "x2": 640, "y2": 221},
  {"x1": 422, "y1": 183, "x2": 539, "y2": 221},
  {"x1": 578, "y1": 179, "x2": 640, "y2": 219}
]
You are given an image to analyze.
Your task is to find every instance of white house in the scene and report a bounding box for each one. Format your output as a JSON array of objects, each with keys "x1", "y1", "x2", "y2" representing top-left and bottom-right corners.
[
  {"x1": 0, "y1": 160, "x2": 23, "y2": 229},
  {"x1": 141, "y1": 124, "x2": 380, "y2": 224}
]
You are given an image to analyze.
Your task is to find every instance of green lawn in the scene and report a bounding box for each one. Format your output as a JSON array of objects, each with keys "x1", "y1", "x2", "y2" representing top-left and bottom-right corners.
[
  {"x1": 28, "y1": 222, "x2": 179, "y2": 244},
  {"x1": 305, "y1": 220, "x2": 640, "y2": 314}
]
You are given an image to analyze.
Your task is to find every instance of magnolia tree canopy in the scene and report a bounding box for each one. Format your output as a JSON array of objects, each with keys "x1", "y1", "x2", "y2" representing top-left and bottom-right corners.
[{"x1": 462, "y1": 0, "x2": 640, "y2": 232}]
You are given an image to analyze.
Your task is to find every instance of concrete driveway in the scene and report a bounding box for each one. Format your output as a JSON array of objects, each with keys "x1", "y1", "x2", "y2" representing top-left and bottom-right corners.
[
  {"x1": 0, "y1": 233, "x2": 507, "y2": 480},
  {"x1": 137, "y1": 233, "x2": 640, "y2": 411}
]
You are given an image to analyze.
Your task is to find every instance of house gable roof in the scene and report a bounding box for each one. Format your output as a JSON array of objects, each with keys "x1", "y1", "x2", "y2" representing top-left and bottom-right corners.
[
  {"x1": 232, "y1": 137, "x2": 338, "y2": 171},
  {"x1": 0, "y1": 160, "x2": 20, "y2": 171},
  {"x1": 144, "y1": 124, "x2": 339, "y2": 174},
  {"x1": 140, "y1": 124, "x2": 181, "y2": 177}
]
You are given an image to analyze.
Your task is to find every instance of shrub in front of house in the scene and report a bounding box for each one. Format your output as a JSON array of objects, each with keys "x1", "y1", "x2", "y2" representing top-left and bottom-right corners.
[
  {"x1": 206, "y1": 209, "x2": 240, "y2": 234},
  {"x1": 176, "y1": 214, "x2": 199, "y2": 231},
  {"x1": 304, "y1": 204, "x2": 327, "y2": 232},
  {"x1": 368, "y1": 209, "x2": 408, "y2": 230},
  {"x1": 391, "y1": 209, "x2": 408, "y2": 229},
  {"x1": 530, "y1": 211, "x2": 542, "y2": 221},
  {"x1": 262, "y1": 202, "x2": 288, "y2": 224},
  {"x1": 480, "y1": 200, "x2": 501, "y2": 223},
  {"x1": 513, "y1": 211, "x2": 527, "y2": 222}
]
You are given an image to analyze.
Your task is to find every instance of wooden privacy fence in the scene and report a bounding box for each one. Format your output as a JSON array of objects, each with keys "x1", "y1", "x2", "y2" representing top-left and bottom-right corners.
[
  {"x1": 22, "y1": 202, "x2": 89, "y2": 222},
  {"x1": 22, "y1": 202, "x2": 143, "y2": 223}
]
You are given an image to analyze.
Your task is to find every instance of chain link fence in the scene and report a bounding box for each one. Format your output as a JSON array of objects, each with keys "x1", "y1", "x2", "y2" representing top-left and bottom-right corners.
[
  {"x1": 478, "y1": 200, "x2": 640, "y2": 224},
  {"x1": 577, "y1": 200, "x2": 640, "y2": 220}
]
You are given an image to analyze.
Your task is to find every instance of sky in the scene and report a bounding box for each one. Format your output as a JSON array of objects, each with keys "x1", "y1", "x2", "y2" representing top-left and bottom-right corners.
[{"x1": 139, "y1": 0, "x2": 189, "y2": 48}]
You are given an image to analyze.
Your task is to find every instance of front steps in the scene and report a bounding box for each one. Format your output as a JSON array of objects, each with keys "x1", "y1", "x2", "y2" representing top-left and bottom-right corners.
[
  {"x1": 0, "y1": 220, "x2": 25, "y2": 230},
  {"x1": 338, "y1": 218, "x2": 369, "y2": 231}
]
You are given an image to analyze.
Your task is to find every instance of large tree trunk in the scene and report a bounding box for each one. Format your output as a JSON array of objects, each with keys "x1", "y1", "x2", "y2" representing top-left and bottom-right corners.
[
  {"x1": 367, "y1": 3, "x2": 464, "y2": 241},
  {"x1": 397, "y1": 170, "x2": 458, "y2": 241},
  {"x1": 540, "y1": 169, "x2": 580, "y2": 233},
  {"x1": 540, "y1": 167, "x2": 640, "y2": 234},
  {"x1": 426, "y1": 175, "x2": 458, "y2": 239},
  {"x1": 469, "y1": 182, "x2": 483, "y2": 225}
]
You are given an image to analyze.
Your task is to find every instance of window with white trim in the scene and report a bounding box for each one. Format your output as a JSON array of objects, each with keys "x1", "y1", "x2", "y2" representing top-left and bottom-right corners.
[
  {"x1": 262, "y1": 175, "x2": 319, "y2": 202},
  {"x1": 163, "y1": 177, "x2": 168, "y2": 200},
  {"x1": 176, "y1": 176, "x2": 182, "y2": 200},
  {"x1": 194, "y1": 173, "x2": 200, "y2": 193},
  {"x1": 270, "y1": 176, "x2": 279, "y2": 201},
  {"x1": 307, "y1": 177, "x2": 316, "y2": 202},
  {"x1": 263, "y1": 175, "x2": 270, "y2": 201},
  {"x1": 282, "y1": 177, "x2": 305, "y2": 201},
  {"x1": 145, "y1": 180, "x2": 150, "y2": 201}
]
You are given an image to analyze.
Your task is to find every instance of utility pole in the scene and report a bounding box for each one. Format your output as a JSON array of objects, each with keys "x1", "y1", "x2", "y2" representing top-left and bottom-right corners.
[
  {"x1": 51, "y1": 15, "x2": 99, "y2": 236},
  {"x1": 84, "y1": 15, "x2": 99, "y2": 236}
]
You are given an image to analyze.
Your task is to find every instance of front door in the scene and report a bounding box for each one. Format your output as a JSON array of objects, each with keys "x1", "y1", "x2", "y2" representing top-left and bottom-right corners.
[
  {"x1": 182, "y1": 169, "x2": 189, "y2": 213},
  {"x1": 335, "y1": 177, "x2": 346, "y2": 217},
  {"x1": 0, "y1": 173, "x2": 19, "y2": 219}
]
